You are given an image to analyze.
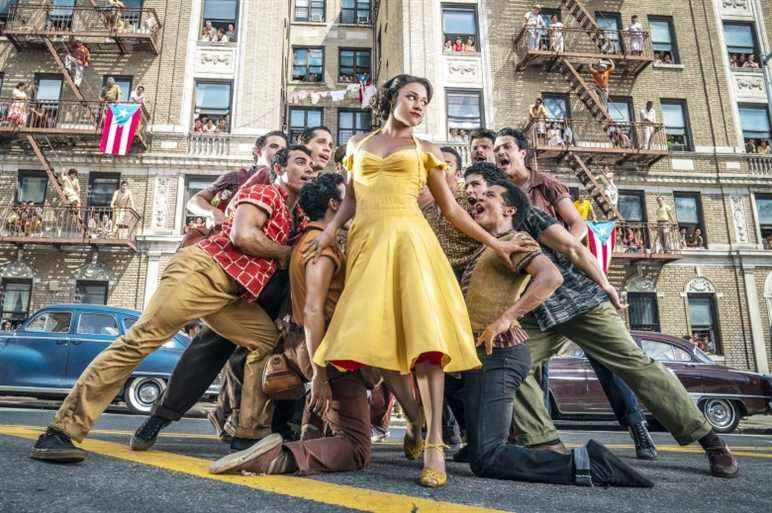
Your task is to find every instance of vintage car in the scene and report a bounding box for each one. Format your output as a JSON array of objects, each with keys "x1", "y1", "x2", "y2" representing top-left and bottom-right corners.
[
  {"x1": 0, "y1": 304, "x2": 217, "y2": 413},
  {"x1": 548, "y1": 330, "x2": 772, "y2": 433}
]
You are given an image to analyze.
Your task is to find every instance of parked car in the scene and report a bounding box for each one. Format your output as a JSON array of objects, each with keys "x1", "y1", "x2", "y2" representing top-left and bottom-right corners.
[
  {"x1": 548, "y1": 331, "x2": 772, "y2": 433},
  {"x1": 0, "y1": 304, "x2": 218, "y2": 414}
]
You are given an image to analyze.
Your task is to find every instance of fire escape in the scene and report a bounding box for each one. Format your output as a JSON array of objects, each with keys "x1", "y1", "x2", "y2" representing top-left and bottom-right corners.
[
  {"x1": 514, "y1": 0, "x2": 679, "y2": 280},
  {"x1": 0, "y1": 1, "x2": 162, "y2": 250}
]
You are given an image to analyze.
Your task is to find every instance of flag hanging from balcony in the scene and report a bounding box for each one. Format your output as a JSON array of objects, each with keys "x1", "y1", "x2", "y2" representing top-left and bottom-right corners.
[
  {"x1": 586, "y1": 221, "x2": 617, "y2": 274},
  {"x1": 100, "y1": 104, "x2": 141, "y2": 156}
]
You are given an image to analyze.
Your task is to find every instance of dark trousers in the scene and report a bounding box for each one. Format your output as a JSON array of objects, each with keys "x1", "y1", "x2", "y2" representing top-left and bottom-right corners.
[
  {"x1": 443, "y1": 374, "x2": 466, "y2": 438},
  {"x1": 464, "y1": 344, "x2": 575, "y2": 485}
]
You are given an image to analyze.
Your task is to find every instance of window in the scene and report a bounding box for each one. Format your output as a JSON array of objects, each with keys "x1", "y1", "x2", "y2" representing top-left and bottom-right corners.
[
  {"x1": 627, "y1": 293, "x2": 660, "y2": 332},
  {"x1": 34, "y1": 75, "x2": 63, "y2": 102},
  {"x1": 641, "y1": 339, "x2": 691, "y2": 362},
  {"x1": 27, "y1": 311, "x2": 72, "y2": 333},
  {"x1": 340, "y1": 0, "x2": 370, "y2": 25},
  {"x1": 289, "y1": 107, "x2": 323, "y2": 142},
  {"x1": 87, "y1": 173, "x2": 120, "y2": 208},
  {"x1": 617, "y1": 191, "x2": 649, "y2": 251},
  {"x1": 674, "y1": 192, "x2": 706, "y2": 248},
  {"x1": 102, "y1": 75, "x2": 132, "y2": 103},
  {"x1": 17, "y1": 170, "x2": 48, "y2": 205},
  {"x1": 739, "y1": 105, "x2": 771, "y2": 152},
  {"x1": 1, "y1": 279, "x2": 31, "y2": 321},
  {"x1": 292, "y1": 47, "x2": 324, "y2": 82},
  {"x1": 0, "y1": 1, "x2": 17, "y2": 29},
  {"x1": 120, "y1": 0, "x2": 144, "y2": 29},
  {"x1": 755, "y1": 194, "x2": 772, "y2": 249},
  {"x1": 441, "y1": 5, "x2": 479, "y2": 53},
  {"x1": 649, "y1": 16, "x2": 679, "y2": 64},
  {"x1": 201, "y1": 0, "x2": 238, "y2": 41},
  {"x1": 723, "y1": 22, "x2": 759, "y2": 67},
  {"x1": 338, "y1": 109, "x2": 371, "y2": 145},
  {"x1": 193, "y1": 81, "x2": 232, "y2": 133},
  {"x1": 47, "y1": 0, "x2": 75, "y2": 31},
  {"x1": 77, "y1": 312, "x2": 119, "y2": 336},
  {"x1": 661, "y1": 100, "x2": 692, "y2": 151},
  {"x1": 542, "y1": 93, "x2": 569, "y2": 120},
  {"x1": 338, "y1": 48, "x2": 371, "y2": 83},
  {"x1": 183, "y1": 175, "x2": 217, "y2": 228},
  {"x1": 296, "y1": 0, "x2": 325, "y2": 22},
  {"x1": 75, "y1": 281, "x2": 108, "y2": 305},
  {"x1": 447, "y1": 90, "x2": 483, "y2": 142},
  {"x1": 688, "y1": 294, "x2": 720, "y2": 354},
  {"x1": 595, "y1": 12, "x2": 622, "y2": 54},
  {"x1": 618, "y1": 191, "x2": 645, "y2": 222}
]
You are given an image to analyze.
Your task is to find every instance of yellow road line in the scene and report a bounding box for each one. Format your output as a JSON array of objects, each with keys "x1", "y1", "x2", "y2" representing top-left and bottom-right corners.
[{"x1": 0, "y1": 426, "x2": 508, "y2": 513}]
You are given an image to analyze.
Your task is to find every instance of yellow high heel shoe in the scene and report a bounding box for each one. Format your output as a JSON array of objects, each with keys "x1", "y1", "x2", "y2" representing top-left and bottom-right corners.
[
  {"x1": 403, "y1": 409, "x2": 425, "y2": 460},
  {"x1": 418, "y1": 443, "x2": 448, "y2": 488}
]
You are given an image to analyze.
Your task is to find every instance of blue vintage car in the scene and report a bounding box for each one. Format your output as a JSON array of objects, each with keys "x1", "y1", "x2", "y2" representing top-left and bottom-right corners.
[{"x1": 0, "y1": 304, "x2": 215, "y2": 413}]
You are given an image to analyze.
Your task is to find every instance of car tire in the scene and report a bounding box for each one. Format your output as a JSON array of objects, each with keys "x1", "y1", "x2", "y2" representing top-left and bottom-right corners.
[
  {"x1": 700, "y1": 398, "x2": 740, "y2": 434},
  {"x1": 124, "y1": 377, "x2": 166, "y2": 415}
]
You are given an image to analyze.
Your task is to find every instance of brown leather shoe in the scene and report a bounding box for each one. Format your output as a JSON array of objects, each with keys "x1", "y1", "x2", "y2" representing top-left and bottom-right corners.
[
  {"x1": 210, "y1": 433, "x2": 291, "y2": 475},
  {"x1": 706, "y1": 441, "x2": 739, "y2": 478},
  {"x1": 529, "y1": 440, "x2": 570, "y2": 455}
]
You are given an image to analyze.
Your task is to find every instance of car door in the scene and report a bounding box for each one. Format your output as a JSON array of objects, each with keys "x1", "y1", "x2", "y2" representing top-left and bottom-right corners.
[
  {"x1": 547, "y1": 342, "x2": 589, "y2": 414},
  {"x1": 0, "y1": 310, "x2": 73, "y2": 390},
  {"x1": 65, "y1": 310, "x2": 121, "y2": 387}
]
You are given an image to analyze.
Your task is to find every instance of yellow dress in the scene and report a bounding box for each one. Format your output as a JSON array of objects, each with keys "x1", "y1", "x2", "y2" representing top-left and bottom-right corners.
[{"x1": 313, "y1": 132, "x2": 481, "y2": 374}]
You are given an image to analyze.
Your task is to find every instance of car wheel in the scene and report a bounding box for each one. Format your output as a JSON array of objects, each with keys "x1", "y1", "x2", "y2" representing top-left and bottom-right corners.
[
  {"x1": 124, "y1": 377, "x2": 165, "y2": 414},
  {"x1": 700, "y1": 398, "x2": 740, "y2": 434}
]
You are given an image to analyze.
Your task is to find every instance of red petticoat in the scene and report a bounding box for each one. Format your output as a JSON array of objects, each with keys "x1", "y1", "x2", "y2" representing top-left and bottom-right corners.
[{"x1": 332, "y1": 351, "x2": 444, "y2": 372}]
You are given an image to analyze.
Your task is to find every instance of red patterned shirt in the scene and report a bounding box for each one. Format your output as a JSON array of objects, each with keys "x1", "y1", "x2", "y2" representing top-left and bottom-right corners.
[{"x1": 199, "y1": 184, "x2": 305, "y2": 301}]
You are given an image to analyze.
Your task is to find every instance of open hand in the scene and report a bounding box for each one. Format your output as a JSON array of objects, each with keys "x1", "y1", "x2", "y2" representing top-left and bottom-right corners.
[
  {"x1": 302, "y1": 230, "x2": 335, "y2": 262},
  {"x1": 476, "y1": 315, "x2": 514, "y2": 356},
  {"x1": 309, "y1": 375, "x2": 332, "y2": 416},
  {"x1": 494, "y1": 234, "x2": 540, "y2": 271}
]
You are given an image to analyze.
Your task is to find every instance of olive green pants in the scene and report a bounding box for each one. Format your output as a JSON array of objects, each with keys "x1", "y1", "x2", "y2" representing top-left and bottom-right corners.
[
  {"x1": 514, "y1": 302, "x2": 712, "y2": 446},
  {"x1": 51, "y1": 246, "x2": 278, "y2": 441}
]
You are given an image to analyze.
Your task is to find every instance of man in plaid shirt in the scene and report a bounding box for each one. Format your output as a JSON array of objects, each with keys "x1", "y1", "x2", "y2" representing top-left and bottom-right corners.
[{"x1": 32, "y1": 146, "x2": 318, "y2": 463}]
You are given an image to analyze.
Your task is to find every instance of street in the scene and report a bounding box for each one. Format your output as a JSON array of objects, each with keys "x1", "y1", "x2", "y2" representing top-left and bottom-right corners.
[{"x1": 1, "y1": 406, "x2": 771, "y2": 513}]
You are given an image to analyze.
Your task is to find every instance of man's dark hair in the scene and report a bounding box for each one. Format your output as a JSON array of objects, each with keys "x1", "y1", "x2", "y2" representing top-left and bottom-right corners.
[
  {"x1": 469, "y1": 128, "x2": 496, "y2": 147},
  {"x1": 255, "y1": 130, "x2": 288, "y2": 149},
  {"x1": 67, "y1": 168, "x2": 78, "y2": 176},
  {"x1": 272, "y1": 144, "x2": 313, "y2": 168},
  {"x1": 299, "y1": 173, "x2": 345, "y2": 221},
  {"x1": 375, "y1": 74, "x2": 433, "y2": 121},
  {"x1": 463, "y1": 161, "x2": 507, "y2": 183},
  {"x1": 299, "y1": 126, "x2": 332, "y2": 144},
  {"x1": 488, "y1": 179, "x2": 531, "y2": 230},
  {"x1": 439, "y1": 146, "x2": 462, "y2": 170},
  {"x1": 495, "y1": 127, "x2": 529, "y2": 152},
  {"x1": 334, "y1": 144, "x2": 347, "y2": 165}
]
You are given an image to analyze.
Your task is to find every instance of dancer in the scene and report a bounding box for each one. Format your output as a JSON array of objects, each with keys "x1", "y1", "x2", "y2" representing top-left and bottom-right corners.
[{"x1": 305, "y1": 74, "x2": 532, "y2": 487}]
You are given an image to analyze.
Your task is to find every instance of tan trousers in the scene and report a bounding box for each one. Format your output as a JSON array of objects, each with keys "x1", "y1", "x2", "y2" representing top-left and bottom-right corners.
[{"x1": 51, "y1": 246, "x2": 278, "y2": 441}]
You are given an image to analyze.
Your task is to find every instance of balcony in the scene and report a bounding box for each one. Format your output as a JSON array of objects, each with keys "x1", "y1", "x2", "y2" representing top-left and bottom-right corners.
[
  {"x1": 0, "y1": 205, "x2": 141, "y2": 251},
  {"x1": 514, "y1": 25, "x2": 653, "y2": 76},
  {"x1": 613, "y1": 222, "x2": 683, "y2": 262},
  {"x1": 747, "y1": 154, "x2": 772, "y2": 175},
  {"x1": 1, "y1": 3, "x2": 162, "y2": 54},
  {"x1": 525, "y1": 118, "x2": 669, "y2": 168},
  {"x1": 0, "y1": 99, "x2": 149, "y2": 151}
]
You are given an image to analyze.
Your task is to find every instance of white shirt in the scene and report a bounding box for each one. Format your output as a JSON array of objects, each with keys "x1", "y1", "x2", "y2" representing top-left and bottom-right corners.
[
  {"x1": 524, "y1": 12, "x2": 546, "y2": 29},
  {"x1": 641, "y1": 107, "x2": 656, "y2": 123}
]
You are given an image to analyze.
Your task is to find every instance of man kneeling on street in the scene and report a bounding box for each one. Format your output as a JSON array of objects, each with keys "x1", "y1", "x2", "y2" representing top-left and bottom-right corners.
[{"x1": 31, "y1": 146, "x2": 317, "y2": 462}]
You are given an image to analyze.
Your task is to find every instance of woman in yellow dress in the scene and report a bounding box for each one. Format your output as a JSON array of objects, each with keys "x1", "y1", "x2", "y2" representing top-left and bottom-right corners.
[{"x1": 306, "y1": 75, "x2": 531, "y2": 487}]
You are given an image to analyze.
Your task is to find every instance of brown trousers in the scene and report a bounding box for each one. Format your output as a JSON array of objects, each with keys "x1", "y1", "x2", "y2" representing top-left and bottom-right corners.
[
  {"x1": 51, "y1": 246, "x2": 278, "y2": 441},
  {"x1": 284, "y1": 372, "x2": 371, "y2": 475}
]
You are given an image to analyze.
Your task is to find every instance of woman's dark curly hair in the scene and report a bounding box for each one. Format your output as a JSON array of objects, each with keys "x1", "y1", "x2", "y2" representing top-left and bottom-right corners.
[{"x1": 373, "y1": 74, "x2": 433, "y2": 122}]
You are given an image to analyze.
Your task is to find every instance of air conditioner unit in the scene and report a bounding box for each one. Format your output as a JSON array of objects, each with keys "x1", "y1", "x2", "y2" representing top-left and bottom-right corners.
[
  {"x1": 311, "y1": 14, "x2": 323, "y2": 22},
  {"x1": 357, "y1": 15, "x2": 370, "y2": 24}
]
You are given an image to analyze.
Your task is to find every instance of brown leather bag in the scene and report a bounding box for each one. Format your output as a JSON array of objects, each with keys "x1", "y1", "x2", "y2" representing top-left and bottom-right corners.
[{"x1": 262, "y1": 353, "x2": 305, "y2": 400}]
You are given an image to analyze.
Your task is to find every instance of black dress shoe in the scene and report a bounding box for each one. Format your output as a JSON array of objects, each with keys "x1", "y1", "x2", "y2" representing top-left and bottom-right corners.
[
  {"x1": 629, "y1": 421, "x2": 658, "y2": 460},
  {"x1": 230, "y1": 437, "x2": 261, "y2": 452},
  {"x1": 584, "y1": 439, "x2": 654, "y2": 488},
  {"x1": 130, "y1": 415, "x2": 172, "y2": 451},
  {"x1": 30, "y1": 428, "x2": 86, "y2": 463},
  {"x1": 452, "y1": 445, "x2": 470, "y2": 463}
]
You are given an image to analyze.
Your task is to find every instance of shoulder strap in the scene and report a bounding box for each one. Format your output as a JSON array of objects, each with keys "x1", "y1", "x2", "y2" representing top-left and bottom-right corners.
[{"x1": 352, "y1": 129, "x2": 380, "y2": 153}]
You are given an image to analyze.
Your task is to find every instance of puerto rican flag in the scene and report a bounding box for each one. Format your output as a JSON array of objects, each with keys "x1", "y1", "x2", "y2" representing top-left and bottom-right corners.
[
  {"x1": 587, "y1": 221, "x2": 617, "y2": 274},
  {"x1": 99, "y1": 103, "x2": 141, "y2": 156}
]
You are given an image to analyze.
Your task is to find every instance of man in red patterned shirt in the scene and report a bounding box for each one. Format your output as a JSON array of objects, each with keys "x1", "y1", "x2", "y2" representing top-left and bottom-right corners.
[{"x1": 32, "y1": 146, "x2": 318, "y2": 463}]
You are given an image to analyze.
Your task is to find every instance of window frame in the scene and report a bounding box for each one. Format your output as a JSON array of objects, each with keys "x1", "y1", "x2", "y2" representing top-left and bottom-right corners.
[
  {"x1": 673, "y1": 191, "x2": 707, "y2": 248},
  {"x1": 16, "y1": 170, "x2": 49, "y2": 205},
  {"x1": 295, "y1": 0, "x2": 325, "y2": 22},
  {"x1": 193, "y1": 79, "x2": 234, "y2": 133},
  {"x1": 738, "y1": 104, "x2": 771, "y2": 145},
  {"x1": 74, "y1": 280, "x2": 109, "y2": 305},
  {"x1": 627, "y1": 292, "x2": 660, "y2": 332},
  {"x1": 183, "y1": 174, "x2": 218, "y2": 228},
  {"x1": 754, "y1": 193, "x2": 772, "y2": 249},
  {"x1": 33, "y1": 73, "x2": 64, "y2": 102},
  {"x1": 445, "y1": 88, "x2": 485, "y2": 141},
  {"x1": 1, "y1": 278, "x2": 32, "y2": 321},
  {"x1": 26, "y1": 310, "x2": 73, "y2": 333},
  {"x1": 102, "y1": 75, "x2": 133, "y2": 103},
  {"x1": 201, "y1": 0, "x2": 240, "y2": 40},
  {"x1": 618, "y1": 189, "x2": 647, "y2": 222},
  {"x1": 288, "y1": 106, "x2": 324, "y2": 143},
  {"x1": 338, "y1": 47, "x2": 371, "y2": 83},
  {"x1": 541, "y1": 92, "x2": 571, "y2": 121},
  {"x1": 339, "y1": 0, "x2": 371, "y2": 25},
  {"x1": 594, "y1": 11, "x2": 623, "y2": 54},
  {"x1": 441, "y1": 3, "x2": 480, "y2": 53},
  {"x1": 648, "y1": 15, "x2": 680, "y2": 64},
  {"x1": 722, "y1": 21, "x2": 760, "y2": 65},
  {"x1": 291, "y1": 46, "x2": 325, "y2": 83},
  {"x1": 687, "y1": 293, "x2": 721, "y2": 355},
  {"x1": 337, "y1": 108, "x2": 371, "y2": 145},
  {"x1": 87, "y1": 172, "x2": 121, "y2": 208},
  {"x1": 660, "y1": 99, "x2": 693, "y2": 152}
]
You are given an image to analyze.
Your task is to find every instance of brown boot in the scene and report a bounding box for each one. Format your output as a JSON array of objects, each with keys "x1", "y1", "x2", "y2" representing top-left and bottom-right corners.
[
  {"x1": 209, "y1": 433, "x2": 294, "y2": 475},
  {"x1": 706, "y1": 441, "x2": 739, "y2": 478},
  {"x1": 529, "y1": 440, "x2": 570, "y2": 455}
]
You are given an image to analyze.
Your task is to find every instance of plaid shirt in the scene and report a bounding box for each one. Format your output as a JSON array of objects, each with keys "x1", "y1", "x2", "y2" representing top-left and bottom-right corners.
[
  {"x1": 522, "y1": 207, "x2": 608, "y2": 330},
  {"x1": 422, "y1": 188, "x2": 482, "y2": 274},
  {"x1": 199, "y1": 184, "x2": 306, "y2": 301}
]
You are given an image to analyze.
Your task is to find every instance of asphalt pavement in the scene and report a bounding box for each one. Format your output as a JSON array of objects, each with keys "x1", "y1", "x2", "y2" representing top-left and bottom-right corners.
[{"x1": 1, "y1": 406, "x2": 771, "y2": 513}]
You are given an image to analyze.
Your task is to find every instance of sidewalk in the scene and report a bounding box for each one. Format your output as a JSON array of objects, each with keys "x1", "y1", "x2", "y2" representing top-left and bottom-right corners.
[{"x1": 738, "y1": 414, "x2": 772, "y2": 435}]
